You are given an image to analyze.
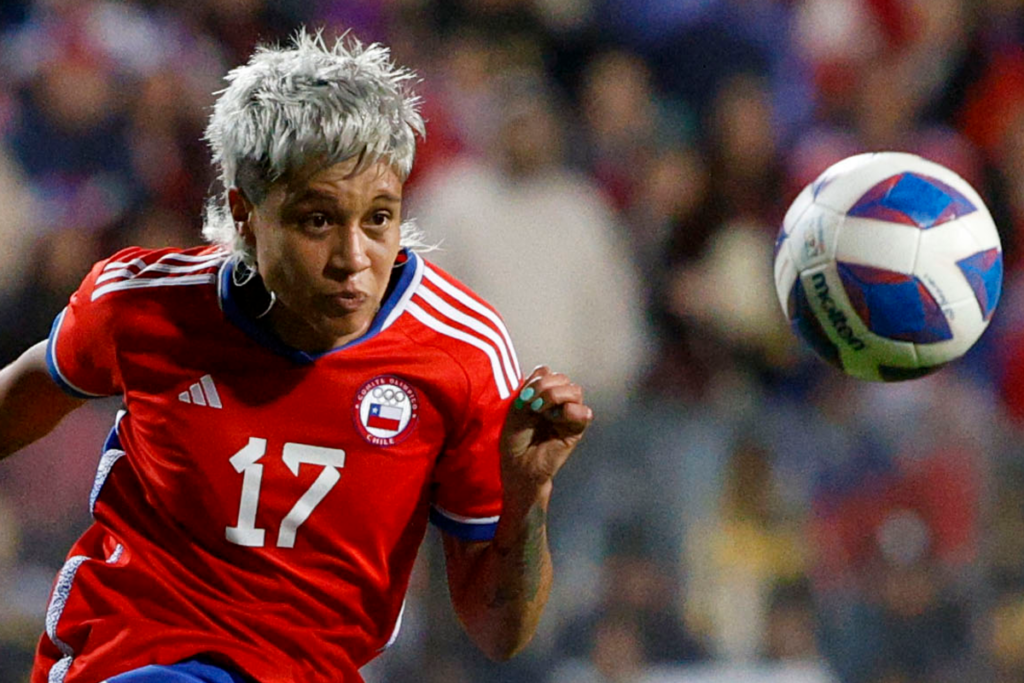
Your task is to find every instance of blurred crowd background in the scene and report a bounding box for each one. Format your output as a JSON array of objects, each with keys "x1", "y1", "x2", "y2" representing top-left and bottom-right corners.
[{"x1": 1, "y1": 0, "x2": 1024, "y2": 682}]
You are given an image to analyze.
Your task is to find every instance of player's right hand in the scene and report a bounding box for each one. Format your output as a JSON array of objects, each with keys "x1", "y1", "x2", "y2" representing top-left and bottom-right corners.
[{"x1": 498, "y1": 366, "x2": 593, "y2": 500}]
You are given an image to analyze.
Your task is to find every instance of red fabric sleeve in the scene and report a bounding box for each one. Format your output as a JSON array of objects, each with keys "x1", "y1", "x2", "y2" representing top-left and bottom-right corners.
[
  {"x1": 429, "y1": 365, "x2": 516, "y2": 542},
  {"x1": 46, "y1": 248, "x2": 146, "y2": 398}
]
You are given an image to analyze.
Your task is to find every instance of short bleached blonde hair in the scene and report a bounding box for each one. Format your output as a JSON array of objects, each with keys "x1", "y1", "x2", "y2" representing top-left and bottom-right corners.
[{"x1": 202, "y1": 29, "x2": 427, "y2": 263}]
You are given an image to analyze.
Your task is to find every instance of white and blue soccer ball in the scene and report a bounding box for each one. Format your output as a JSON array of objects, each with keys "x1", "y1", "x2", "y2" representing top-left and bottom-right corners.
[{"x1": 774, "y1": 151, "x2": 1002, "y2": 381}]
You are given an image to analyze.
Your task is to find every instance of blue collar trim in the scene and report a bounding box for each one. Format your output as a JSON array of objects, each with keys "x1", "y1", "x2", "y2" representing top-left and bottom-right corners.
[{"x1": 217, "y1": 250, "x2": 421, "y2": 364}]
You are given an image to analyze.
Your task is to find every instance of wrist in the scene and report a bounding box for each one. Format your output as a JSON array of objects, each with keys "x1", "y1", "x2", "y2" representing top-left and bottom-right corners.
[{"x1": 501, "y1": 480, "x2": 552, "y2": 519}]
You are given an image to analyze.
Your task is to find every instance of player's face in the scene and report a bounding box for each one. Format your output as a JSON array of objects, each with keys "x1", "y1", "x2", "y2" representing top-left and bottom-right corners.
[{"x1": 244, "y1": 158, "x2": 403, "y2": 352}]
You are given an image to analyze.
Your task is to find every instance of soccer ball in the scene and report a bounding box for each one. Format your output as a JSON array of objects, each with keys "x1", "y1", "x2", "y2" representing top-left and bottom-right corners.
[{"x1": 774, "y1": 152, "x2": 1002, "y2": 381}]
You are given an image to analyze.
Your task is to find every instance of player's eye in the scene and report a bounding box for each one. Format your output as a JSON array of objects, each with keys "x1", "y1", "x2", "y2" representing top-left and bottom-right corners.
[
  {"x1": 301, "y1": 213, "x2": 331, "y2": 232},
  {"x1": 367, "y1": 211, "x2": 391, "y2": 229}
]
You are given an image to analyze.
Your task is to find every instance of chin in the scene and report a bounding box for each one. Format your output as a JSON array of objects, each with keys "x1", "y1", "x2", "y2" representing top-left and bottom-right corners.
[{"x1": 322, "y1": 317, "x2": 373, "y2": 347}]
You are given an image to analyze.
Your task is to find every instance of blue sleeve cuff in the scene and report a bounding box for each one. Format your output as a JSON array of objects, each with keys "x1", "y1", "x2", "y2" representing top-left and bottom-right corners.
[{"x1": 429, "y1": 505, "x2": 500, "y2": 541}]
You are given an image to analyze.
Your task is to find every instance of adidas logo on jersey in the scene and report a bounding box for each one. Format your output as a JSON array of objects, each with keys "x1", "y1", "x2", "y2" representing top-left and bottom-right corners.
[{"x1": 178, "y1": 375, "x2": 222, "y2": 408}]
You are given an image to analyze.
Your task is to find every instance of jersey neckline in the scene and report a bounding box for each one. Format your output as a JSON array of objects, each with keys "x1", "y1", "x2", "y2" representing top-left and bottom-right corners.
[{"x1": 217, "y1": 249, "x2": 423, "y2": 364}]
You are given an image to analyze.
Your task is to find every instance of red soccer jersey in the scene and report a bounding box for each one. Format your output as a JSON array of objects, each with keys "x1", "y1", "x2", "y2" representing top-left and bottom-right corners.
[{"x1": 36, "y1": 246, "x2": 521, "y2": 683}]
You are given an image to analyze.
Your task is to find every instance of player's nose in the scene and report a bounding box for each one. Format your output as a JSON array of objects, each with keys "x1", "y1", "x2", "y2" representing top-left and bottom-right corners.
[{"x1": 326, "y1": 223, "x2": 372, "y2": 275}]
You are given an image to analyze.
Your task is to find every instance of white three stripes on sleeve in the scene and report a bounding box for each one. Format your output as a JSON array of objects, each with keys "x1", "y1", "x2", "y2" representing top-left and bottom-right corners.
[
  {"x1": 95, "y1": 259, "x2": 225, "y2": 284},
  {"x1": 407, "y1": 302, "x2": 517, "y2": 399},
  {"x1": 99, "y1": 251, "x2": 225, "y2": 278},
  {"x1": 422, "y1": 266, "x2": 521, "y2": 378},
  {"x1": 102, "y1": 252, "x2": 224, "y2": 270},
  {"x1": 407, "y1": 273, "x2": 520, "y2": 399},
  {"x1": 92, "y1": 253, "x2": 224, "y2": 301},
  {"x1": 416, "y1": 286, "x2": 520, "y2": 387}
]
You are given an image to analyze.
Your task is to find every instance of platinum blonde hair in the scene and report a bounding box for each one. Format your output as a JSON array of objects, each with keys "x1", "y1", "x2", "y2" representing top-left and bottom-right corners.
[{"x1": 202, "y1": 29, "x2": 427, "y2": 264}]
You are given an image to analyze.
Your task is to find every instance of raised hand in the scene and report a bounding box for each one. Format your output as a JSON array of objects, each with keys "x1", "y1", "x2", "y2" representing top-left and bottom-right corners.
[{"x1": 499, "y1": 366, "x2": 594, "y2": 498}]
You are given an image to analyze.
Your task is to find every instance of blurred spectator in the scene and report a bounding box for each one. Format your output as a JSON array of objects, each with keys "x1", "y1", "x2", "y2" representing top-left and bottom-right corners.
[
  {"x1": 0, "y1": 229, "x2": 102, "y2": 365},
  {"x1": 549, "y1": 609, "x2": 648, "y2": 683},
  {"x1": 6, "y1": 28, "x2": 137, "y2": 235},
  {"x1": 684, "y1": 438, "x2": 806, "y2": 661},
  {"x1": 0, "y1": 147, "x2": 37, "y2": 298},
  {"x1": 418, "y1": 26, "x2": 506, "y2": 161},
  {"x1": 809, "y1": 376, "x2": 985, "y2": 683},
  {"x1": 818, "y1": 512, "x2": 972, "y2": 683},
  {"x1": 573, "y1": 49, "x2": 691, "y2": 214},
  {"x1": 173, "y1": 0, "x2": 304, "y2": 66},
  {"x1": 622, "y1": 145, "x2": 706, "y2": 275},
  {"x1": 552, "y1": 518, "x2": 709, "y2": 682},
  {"x1": 412, "y1": 72, "x2": 649, "y2": 410},
  {"x1": 646, "y1": 72, "x2": 791, "y2": 400}
]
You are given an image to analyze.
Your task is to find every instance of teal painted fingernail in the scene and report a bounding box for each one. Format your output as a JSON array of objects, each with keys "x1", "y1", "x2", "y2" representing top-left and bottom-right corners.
[
  {"x1": 513, "y1": 398, "x2": 525, "y2": 410},
  {"x1": 519, "y1": 387, "x2": 535, "y2": 402},
  {"x1": 530, "y1": 397, "x2": 544, "y2": 411}
]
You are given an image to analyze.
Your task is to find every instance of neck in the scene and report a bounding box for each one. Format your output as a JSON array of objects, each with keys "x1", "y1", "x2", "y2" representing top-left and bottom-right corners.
[{"x1": 266, "y1": 301, "x2": 374, "y2": 353}]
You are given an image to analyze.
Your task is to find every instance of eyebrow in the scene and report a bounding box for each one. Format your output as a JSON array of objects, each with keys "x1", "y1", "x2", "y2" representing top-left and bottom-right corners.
[
  {"x1": 284, "y1": 189, "x2": 403, "y2": 206},
  {"x1": 285, "y1": 189, "x2": 338, "y2": 206}
]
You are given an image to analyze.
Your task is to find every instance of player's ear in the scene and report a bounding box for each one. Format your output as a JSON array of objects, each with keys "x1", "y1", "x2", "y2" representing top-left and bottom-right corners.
[{"x1": 228, "y1": 188, "x2": 255, "y2": 242}]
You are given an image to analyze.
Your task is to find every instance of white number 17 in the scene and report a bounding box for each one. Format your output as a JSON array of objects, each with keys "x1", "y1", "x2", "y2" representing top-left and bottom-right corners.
[{"x1": 225, "y1": 437, "x2": 346, "y2": 549}]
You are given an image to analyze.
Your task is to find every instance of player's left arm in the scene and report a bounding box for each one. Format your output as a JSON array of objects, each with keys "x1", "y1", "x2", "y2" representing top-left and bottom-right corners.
[{"x1": 443, "y1": 366, "x2": 593, "y2": 661}]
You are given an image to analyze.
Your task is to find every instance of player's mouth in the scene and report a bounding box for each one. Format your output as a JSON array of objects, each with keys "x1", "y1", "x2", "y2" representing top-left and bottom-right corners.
[{"x1": 321, "y1": 290, "x2": 370, "y2": 315}]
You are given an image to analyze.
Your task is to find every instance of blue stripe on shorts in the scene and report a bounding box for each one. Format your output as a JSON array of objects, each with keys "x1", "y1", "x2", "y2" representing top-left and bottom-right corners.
[{"x1": 106, "y1": 658, "x2": 251, "y2": 683}]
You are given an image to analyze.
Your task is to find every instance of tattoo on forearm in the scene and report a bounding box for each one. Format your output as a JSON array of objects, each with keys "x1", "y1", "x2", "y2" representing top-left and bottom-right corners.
[{"x1": 489, "y1": 504, "x2": 546, "y2": 609}]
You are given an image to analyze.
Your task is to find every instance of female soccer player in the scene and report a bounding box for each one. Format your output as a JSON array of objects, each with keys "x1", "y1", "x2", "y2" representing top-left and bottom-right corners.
[{"x1": 0, "y1": 31, "x2": 593, "y2": 683}]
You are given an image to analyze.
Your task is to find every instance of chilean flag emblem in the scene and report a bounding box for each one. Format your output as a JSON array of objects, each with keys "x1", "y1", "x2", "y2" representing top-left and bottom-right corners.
[
  {"x1": 367, "y1": 403, "x2": 403, "y2": 431},
  {"x1": 354, "y1": 375, "x2": 419, "y2": 447}
]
